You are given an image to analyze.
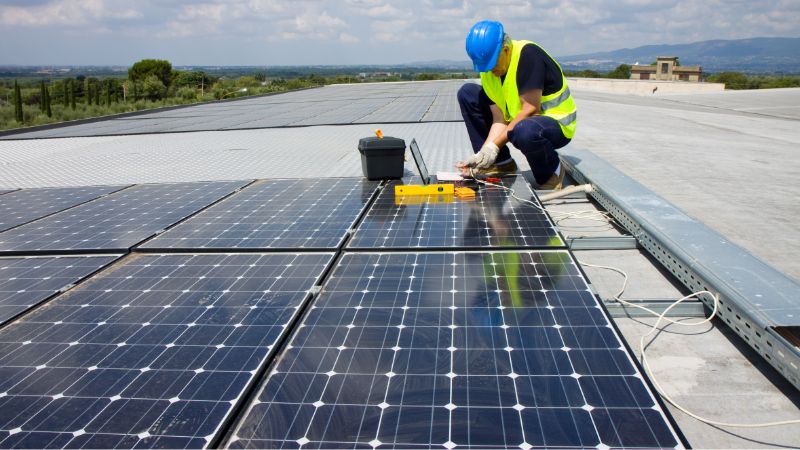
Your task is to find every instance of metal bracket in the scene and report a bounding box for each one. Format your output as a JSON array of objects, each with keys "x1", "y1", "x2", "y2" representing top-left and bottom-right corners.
[
  {"x1": 566, "y1": 236, "x2": 638, "y2": 250},
  {"x1": 604, "y1": 298, "x2": 706, "y2": 318}
]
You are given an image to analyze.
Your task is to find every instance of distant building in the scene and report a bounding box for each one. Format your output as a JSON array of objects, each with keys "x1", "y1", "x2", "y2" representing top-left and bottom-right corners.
[{"x1": 630, "y1": 56, "x2": 702, "y2": 82}]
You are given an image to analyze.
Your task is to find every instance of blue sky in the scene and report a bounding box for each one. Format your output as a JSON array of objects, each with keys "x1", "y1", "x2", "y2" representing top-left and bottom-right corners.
[{"x1": 1, "y1": 0, "x2": 798, "y2": 66}]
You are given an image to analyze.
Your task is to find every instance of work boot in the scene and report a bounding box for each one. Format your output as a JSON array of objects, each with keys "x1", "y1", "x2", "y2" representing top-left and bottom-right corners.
[
  {"x1": 471, "y1": 159, "x2": 518, "y2": 177},
  {"x1": 539, "y1": 165, "x2": 565, "y2": 190}
]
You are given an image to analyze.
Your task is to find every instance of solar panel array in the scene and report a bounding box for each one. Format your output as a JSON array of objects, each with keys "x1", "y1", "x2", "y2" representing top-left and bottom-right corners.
[
  {"x1": 0, "y1": 185, "x2": 127, "y2": 233},
  {"x1": 0, "y1": 170, "x2": 683, "y2": 449},
  {"x1": 349, "y1": 177, "x2": 564, "y2": 250},
  {"x1": 0, "y1": 252, "x2": 333, "y2": 448},
  {"x1": 228, "y1": 251, "x2": 681, "y2": 449},
  {"x1": 1, "y1": 81, "x2": 468, "y2": 140},
  {"x1": 0, "y1": 255, "x2": 119, "y2": 325},
  {"x1": 0, "y1": 181, "x2": 247, "y2": 254},
  {"x1": 142, "y1": 178, "x2": 379, "y2": 251}
]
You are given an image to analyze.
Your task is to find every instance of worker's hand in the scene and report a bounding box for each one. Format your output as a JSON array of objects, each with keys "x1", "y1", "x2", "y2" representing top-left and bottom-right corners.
[{"x1": 459, "y1": 142, "x2": 499, "y2": 169}]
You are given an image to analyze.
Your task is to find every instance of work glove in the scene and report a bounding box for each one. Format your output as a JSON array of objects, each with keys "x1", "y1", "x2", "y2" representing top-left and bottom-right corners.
[{"x1": 460, "y1": 142, "x2": 499, "y2": 169}]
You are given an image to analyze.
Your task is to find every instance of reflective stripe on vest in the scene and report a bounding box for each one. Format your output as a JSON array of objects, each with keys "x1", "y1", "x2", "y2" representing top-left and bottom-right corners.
[{"x1": 480, "y1": 40, "x2": 577, "y2": 139}]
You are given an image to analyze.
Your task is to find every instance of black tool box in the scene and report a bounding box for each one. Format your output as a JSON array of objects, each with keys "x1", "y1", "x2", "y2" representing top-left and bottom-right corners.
[{"x1": 358, "y1": 136, "x2": 406, "y2": 180}]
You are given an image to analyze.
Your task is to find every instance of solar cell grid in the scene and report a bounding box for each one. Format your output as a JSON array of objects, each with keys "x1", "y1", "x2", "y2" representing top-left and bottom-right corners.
[
  {"x1": 0, "y1": 252, "x2": 333, "y2": 449},
  {"x1": 349, "y1": 176, "x2": 564, "y2": 249},
  {"x1": 142, "y1": 178, "x2": 380, "y2": 251},
  {"x1": 0, "y1": 185, "x2": 127, "y2": 233},
  {"x1": 0, "y1": 255, "x2": 119, "y2": 326},
  {"x1": 228, "y1": 251, "x2": 681, "y2": 449},
  {"x1": 0, "y1": 180, "x2": 248, "y2": 254}
]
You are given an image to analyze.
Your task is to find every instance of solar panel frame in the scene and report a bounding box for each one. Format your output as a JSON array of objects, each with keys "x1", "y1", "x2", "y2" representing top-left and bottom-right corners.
[
  {"x1": 0, "y1": 185, "x2": 129, "y2": 233},
  {"x1": 0, "y1": 180, "x2": 250, "y2": 255},
  {"x1": 227, "y1": 250, "x2": 684, "y2": 449},
  {"x1": 348, "y1": 176, "x2": 565, "y2": 250},
  {"x1": 0, "y1": 252, "x2": 335, "y2": 449},
  {"x1": 0, "y1": 255, "x2": 121, "y2": 327},
  {"x1": 141, "y1": 178, "x2": 381, "y2": 252}
]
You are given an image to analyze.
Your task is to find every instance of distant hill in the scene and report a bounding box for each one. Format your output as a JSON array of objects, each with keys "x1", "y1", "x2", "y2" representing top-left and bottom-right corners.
[{"x1": 557, "y1": 37, "x2": 800, "y2": 73}]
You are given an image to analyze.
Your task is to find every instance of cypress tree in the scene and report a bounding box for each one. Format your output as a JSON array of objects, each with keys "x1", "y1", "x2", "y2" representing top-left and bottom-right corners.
[
  {"x1": 40, "y1": 80, "x2": 46, "y2": 113},
  {"x1": 86, "y1": 80, "x2": 92, "y2": 105},
  {"x1": 45, "y1": 85, "x2": 52, "y2": 117},
  {"x1": 63, "y1": 80, "x2": 68, "y2": 107},
  {"x1": 14, "y1": 80, "x2": 23, "y2": 123},
  {"x1": 95, "y1": 85, "x2": 100, "y2": 105},
  {"x1": 70, "y1": 80, "x2": 76, "y2": 110}
]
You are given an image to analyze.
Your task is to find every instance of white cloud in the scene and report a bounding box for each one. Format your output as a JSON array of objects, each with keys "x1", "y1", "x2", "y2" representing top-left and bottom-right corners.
[
  {"x1": 0, "y1": 0, "x2": 797, "y2": 64},
  {"x1": 0, "y1": 0, "x2": 140, "y2": 27}
]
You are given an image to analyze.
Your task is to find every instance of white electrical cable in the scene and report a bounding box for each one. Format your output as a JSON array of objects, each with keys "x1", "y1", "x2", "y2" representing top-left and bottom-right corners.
[
  {"x1": 579, "y1": 260, "x2": 800, "y2": 428},
  {"x1": 469, "y1": 175, "x2": 617, "y2": 230}
]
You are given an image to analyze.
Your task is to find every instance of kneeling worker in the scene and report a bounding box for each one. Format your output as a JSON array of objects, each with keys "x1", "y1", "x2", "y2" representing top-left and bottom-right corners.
[{"x1": 457, "y1": 20, "x2": 577, "y2": 190}]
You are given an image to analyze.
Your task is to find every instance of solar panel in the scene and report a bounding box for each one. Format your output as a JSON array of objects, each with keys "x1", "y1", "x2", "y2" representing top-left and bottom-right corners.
[
  {"x1": 228, "y1": 251, "x2": 682, "y2": 449},
  {"x1": 0, "y1": 255, "x2": 119, "y2": 326},
  {"x1": 349, "y1": 177, "x2": 565, "y2": 249},
  {"x1": 354, "y1": 97, "x2": 436, "y2": 123},
  {"x1": 0, "y1": 252, "x2": 333, "y2": 449},
  {"x1": 142, "y1": 178, "x2": 380, "y2": 251},
  {"x1": 0, "y1": 181, "x2": 248, "y2": 254},
  {"x1": 0, "y1": 185, "x2": 127, "y2": 233}
]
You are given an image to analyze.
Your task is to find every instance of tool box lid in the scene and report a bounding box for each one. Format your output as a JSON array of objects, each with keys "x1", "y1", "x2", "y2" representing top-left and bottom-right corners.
[{"x1": 358, "y1": 136, "x2": 406, "y2": 152}]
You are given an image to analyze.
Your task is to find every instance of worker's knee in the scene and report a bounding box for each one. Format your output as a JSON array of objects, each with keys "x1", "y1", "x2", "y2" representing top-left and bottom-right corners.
[
  {"x1": 509, "y1": 119, "x2": 547, "y2": 148},
  {"x1": 457, "y1": 83, "x2": 482, "y2": 106}
]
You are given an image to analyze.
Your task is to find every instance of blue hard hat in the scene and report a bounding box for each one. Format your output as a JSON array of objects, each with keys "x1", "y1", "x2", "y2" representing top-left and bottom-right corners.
[{"x1": 465, "y1": 21, "x2": 505, "y2": 72}]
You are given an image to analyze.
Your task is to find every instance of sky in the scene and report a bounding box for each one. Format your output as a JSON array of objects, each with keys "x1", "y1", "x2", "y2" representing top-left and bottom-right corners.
[{"x1": 0, "y1": 0, "x2": 798, "y2": 66}]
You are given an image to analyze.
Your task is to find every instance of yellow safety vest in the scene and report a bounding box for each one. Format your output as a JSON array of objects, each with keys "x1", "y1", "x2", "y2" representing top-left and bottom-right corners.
[{"x1": 480, "y1": 40, "x2": 577, "y2": 139}]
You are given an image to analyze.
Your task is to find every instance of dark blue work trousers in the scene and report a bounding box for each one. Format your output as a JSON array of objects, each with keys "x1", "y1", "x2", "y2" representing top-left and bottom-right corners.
[{"x1": 457, "y1": 83, "x2": 570, "y2": 184}]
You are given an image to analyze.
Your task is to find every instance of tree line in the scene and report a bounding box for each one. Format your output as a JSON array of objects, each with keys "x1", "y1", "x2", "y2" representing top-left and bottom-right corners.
[{"x1": 1, "y1": 59, "x2": 331, "y2": 130}]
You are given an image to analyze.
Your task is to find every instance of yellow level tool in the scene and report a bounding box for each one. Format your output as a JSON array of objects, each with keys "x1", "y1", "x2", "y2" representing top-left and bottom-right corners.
[
  {"x1": 395, "y1": 194, "x2": 454, "y2": 206},
  {"x1": 394, "y1": 184, "x2": 455, "y2": 196}
]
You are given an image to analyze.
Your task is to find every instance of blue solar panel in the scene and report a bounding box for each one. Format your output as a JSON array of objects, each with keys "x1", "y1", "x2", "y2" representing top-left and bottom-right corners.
[
  {"x1": 0, "y1": 252, "x2": 332, "y2": 449},
  {"x1": 0, "y1": 255, "x2": 119, "y2": 326},
  {"x1": 348, "y1": 176, "x2": 564, "y2": 250},
  {"x1": 0, "y1": 185, "x2": 127, "y2": 233},
  {"x1": 0, "y1": 181, "x2": 248, "y2": 254},
  {"x1": 142, "y1": 178, "x2": 380, "y2": 251},
  {"x1": 228, "y1": 251, "x2": 681, "y2": 449}
]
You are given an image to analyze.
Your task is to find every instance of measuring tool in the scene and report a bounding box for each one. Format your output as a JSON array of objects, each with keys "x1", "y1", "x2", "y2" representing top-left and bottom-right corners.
[{"x1": 395, "y1": 139, "x2": 456, "y2": 197}]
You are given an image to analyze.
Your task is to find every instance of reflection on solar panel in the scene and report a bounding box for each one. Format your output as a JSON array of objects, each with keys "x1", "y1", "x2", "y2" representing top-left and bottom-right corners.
[
  {"x1": 0, "y1": 185, "x2": 127, "y2": 233},
  {"x1": 0, "y1": 181, "x2": 248, "y2": 254},
  {"x1": 0, "y1": 255, "x2": 119, "y2": 326},
  {"x1": 229, "y1": 251, "x2": 681, "y2": 449},
  {"x1": 349, "y1": 177, "x2": 564, "y2": 249},
  {"x1": 0, "y1": 252, "x2": 333, "y2": 449},
  {"x1": 142, "y1": 178, "x2": 379, "y2": 251}
]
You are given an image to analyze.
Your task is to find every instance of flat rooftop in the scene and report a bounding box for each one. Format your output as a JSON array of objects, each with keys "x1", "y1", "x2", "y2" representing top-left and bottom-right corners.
[{"x1": 0, "y1": 80, "x2": 798, "y2": 448}]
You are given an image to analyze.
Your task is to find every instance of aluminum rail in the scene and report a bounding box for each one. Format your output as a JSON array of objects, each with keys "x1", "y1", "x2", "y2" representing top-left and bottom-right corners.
[{"x1": 562, "y1": 147, "x2": 800, "y2": 390}]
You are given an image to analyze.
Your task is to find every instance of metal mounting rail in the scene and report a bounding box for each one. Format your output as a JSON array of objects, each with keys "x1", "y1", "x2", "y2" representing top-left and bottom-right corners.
[
  {"x1": 562, "y1": 148, "x2": 800, "y2": 391},
  {"x1": 604, "y1": 298, "x2": 706, "y2": 318},
  {"x1": 566, "y1": 235, "x2": 639, "y2": 250}
]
